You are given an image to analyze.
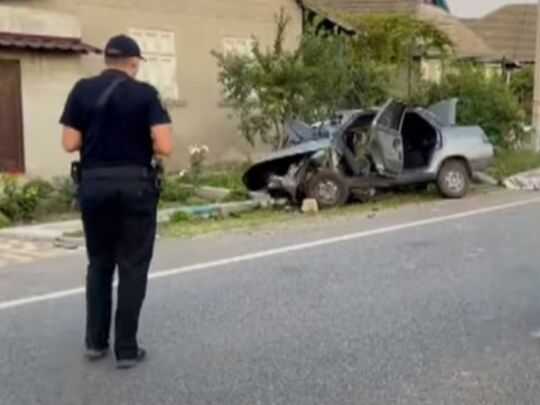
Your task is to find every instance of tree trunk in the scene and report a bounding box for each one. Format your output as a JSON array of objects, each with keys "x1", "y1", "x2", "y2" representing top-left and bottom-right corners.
[{"x1": 273, "y1": 119, "x2": 286, "y2": 151}]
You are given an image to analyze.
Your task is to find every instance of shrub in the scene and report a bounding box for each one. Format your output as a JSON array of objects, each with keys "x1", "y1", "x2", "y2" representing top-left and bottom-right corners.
[
  {"x1": 160, "y1": 177, "x2": 194, "y2": 203},
  {"x1": 0, "y1": 176, "x2": 78, "y2": 223},
  {"x1": 0, "y1": 211, "x2": 10, "y2": 228},
  {"x1": 0, "y1": 175, "x2": 44, "y2": 222},
  {"x1": 170, "y1": 211, "x2": 195, "y2": 224},
  {"x1": 421, "y1": 64, "x2": 526, "y2": 148},
  {"x1": 24, "y1": 178, "x2": 55, "y2": 196},
  {"x1": 510, "y1": 66, "x2": 534, "y2": 122},
  {"x1": 32, "y1": 196, "x2": 70, "y2": 219},
  {"x1": 31, "y1": 177, "x2": 77, "y2": 219},
  {"x1": 51, "y1": 177, "x2": 77, "y2": 202}
]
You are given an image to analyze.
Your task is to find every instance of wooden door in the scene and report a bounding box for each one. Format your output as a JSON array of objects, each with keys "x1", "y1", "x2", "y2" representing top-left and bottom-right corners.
[{"x1": 0, "y1": 60, "x2": 24, "y2": 173}]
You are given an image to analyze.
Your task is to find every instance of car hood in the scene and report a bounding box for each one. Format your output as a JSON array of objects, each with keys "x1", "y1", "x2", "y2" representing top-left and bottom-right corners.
[
  {"x1": 253, "y1": 139, "x2": 332, "y2": 165},
  {"x1": 243, "y1": 139, "x2": 332, "y2": 191}
]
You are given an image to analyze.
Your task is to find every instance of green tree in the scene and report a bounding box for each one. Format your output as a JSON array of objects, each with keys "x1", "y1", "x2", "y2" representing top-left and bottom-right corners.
[
  {"x1": 213, "y1": 10, "x2": 356, "y2": 150},
  {"x1": 346, "y1": 14, "x2": 452, "y2": 65},
  {"x1": 343, "y1": 60, "x2": 392, "y2": 109},
  {"x1": 346, "y1": 14, "x2": 452, "y2": 101}
]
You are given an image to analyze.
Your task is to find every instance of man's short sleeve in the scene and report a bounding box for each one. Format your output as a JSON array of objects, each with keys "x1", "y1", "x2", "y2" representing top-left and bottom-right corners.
[
  {"x1": 148, "y1": 88, "x2": 172, "y2": 127},
  {"x1": 60, "y1": 80, "x2": 85, "y2": 131}
]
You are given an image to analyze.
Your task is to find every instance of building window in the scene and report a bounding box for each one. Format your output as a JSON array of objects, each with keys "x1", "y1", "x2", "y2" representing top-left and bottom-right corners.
[{"x1": 129, "y1": 28, "x2": 179, "y2": 101}]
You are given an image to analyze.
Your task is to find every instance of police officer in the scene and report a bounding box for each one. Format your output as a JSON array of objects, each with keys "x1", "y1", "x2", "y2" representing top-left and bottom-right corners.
[{"x1": 60, "y1": 34, "x2": 173, "y2": 369}]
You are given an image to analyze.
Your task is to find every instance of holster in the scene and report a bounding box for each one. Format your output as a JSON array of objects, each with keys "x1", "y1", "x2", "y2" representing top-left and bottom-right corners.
[
  {"x1": 151, "y1": 159, "x2": 165, "y2": 194},
  {"x1": 71, "y1": 161, "x2": 81, "y2": 185},
  {"x1": 70, "y1": 161, "x2": 81, "y2": 211}
]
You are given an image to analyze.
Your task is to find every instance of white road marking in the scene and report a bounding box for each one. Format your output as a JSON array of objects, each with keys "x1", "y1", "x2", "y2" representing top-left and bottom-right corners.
[{"x1": 1, "y1": 196, "x2": 540, "y2": 312}]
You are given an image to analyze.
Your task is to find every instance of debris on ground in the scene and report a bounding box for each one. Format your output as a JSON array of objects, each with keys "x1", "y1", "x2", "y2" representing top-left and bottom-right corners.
[
  {"x1": 301, "y1": 199, "x2": 319, "y2": 214},
  {"x1": 503, "y1": 170, "x2": 540, "y2": 191}
]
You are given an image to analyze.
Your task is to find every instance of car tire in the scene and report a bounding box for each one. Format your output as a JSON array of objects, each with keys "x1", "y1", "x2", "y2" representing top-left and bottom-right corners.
[
  {"x1": 305, "y1": 170, "x2": 350, "y2": 209},
  {"x1": 437, "y1": 159, "x2": 470, "y2": 199}
]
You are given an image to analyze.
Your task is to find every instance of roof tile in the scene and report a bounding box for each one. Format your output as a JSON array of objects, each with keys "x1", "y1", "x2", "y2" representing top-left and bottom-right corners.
[
  {"x1": 465, "y1": 4, "x2": 537, "y2": 63},
  {"x1": 0, "y1": 32, "x2": 101, "y2": 54}
]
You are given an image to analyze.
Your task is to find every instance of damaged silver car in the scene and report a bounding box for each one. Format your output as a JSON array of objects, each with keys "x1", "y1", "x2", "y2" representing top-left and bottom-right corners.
[{"x1": 243, "y1": 98, "x2": 494, "y2": 208}]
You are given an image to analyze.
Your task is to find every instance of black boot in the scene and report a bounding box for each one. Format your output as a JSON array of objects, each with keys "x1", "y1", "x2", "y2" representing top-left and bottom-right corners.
[{"x1": 116, "y1": 348, "x2": 147, "y2": 369}]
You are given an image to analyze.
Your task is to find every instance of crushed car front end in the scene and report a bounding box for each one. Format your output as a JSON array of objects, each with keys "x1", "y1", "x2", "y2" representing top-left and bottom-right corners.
[{"x1": 243, "y1": 139, "x2": 336, "y2": 202}]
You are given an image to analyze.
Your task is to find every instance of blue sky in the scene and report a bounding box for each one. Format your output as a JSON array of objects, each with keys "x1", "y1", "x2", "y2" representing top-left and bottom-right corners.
[{"x1": 449, "y1": 0, "x2": 536, "y2": 17}]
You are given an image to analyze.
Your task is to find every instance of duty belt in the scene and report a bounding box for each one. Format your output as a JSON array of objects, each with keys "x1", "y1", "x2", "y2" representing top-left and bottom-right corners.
[{"x1": 81, "y1": 166, "x2": 154, "y2": 181}]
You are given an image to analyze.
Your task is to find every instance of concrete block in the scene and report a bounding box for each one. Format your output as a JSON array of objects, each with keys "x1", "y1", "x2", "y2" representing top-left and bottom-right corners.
[{"x1": 301, "y1": 199, "x2": 319, "y2": 214}]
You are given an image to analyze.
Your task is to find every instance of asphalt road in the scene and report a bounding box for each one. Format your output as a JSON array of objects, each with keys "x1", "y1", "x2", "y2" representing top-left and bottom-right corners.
[{"x1": 2, "y1": 191, "x2": 540, "y2": 405}]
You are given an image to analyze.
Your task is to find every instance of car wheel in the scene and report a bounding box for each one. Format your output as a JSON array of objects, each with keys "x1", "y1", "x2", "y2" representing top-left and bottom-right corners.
[
  {"x1": 305, "y1": 170, "x2": 349, "y2": 209},
  {"x1": 437, "y1": 159, "x2": 470, "y2": 198}
]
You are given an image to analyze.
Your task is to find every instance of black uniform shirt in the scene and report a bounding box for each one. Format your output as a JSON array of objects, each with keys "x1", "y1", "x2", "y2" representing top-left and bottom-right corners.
[{"x1": 60, "y1": 69, "x2": 171, "y2": 169}]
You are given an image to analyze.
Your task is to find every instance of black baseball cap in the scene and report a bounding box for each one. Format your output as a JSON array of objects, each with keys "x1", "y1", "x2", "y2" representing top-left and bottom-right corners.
[{"x1": 104, "y1": 34, "x2": 145, "y2": 60}]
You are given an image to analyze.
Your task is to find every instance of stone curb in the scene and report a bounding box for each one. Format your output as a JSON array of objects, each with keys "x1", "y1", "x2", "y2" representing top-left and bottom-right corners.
[
  {"x1": 0, "y1": 199, "x2": 270, "y2": 245},
  {"x1": 503, "y1": 169, "x2": 540, "y2": 191}
]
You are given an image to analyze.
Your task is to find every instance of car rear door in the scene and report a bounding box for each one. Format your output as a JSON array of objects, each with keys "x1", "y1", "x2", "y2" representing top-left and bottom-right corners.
[{"x1": 369, "y1": 99, "x2": 405, "y2": 176}]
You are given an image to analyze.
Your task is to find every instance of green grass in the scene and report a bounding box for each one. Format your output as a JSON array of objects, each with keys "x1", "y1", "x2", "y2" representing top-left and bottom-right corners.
[
  {"x1": 180, "y1": 163, "x2": 249, "y2": 191},
  {"x1": 193, "y1": 171, "x2": 245, "y2": 190},
  {"x1": 488, "y1": 149, "x2": 540, "y2": 180},
  {"x1": 66, "y1": 186, "x2": 495, "y2": 240},
  {"x1": 162, "y1": 190, "x2": 440, "y2": 239}
]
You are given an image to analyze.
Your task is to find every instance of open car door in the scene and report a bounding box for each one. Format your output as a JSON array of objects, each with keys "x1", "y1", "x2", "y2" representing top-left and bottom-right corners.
[
  {"x1": 428, "y1": 98, "x2": 457, "y2": 127},
  {"x1": 369, "y1": 99, "x2": 405, "y2": 176}
]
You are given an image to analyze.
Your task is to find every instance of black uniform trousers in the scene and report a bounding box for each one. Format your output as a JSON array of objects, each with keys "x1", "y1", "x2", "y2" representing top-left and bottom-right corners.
[{"x1": 79, "y1": 167, "x2": 158, "y2": 359}]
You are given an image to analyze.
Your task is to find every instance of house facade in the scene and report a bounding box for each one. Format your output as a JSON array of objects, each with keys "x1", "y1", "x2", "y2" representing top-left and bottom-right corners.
[{"x1": 0, "y1": 0, "x2": 303, "y2": 177}]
